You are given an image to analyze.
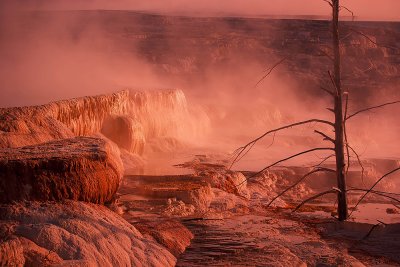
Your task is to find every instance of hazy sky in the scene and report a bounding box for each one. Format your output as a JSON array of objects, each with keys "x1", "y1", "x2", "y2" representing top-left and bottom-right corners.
[{"x1": 3, "y1": 0, "x2": 400, "y2": 21}]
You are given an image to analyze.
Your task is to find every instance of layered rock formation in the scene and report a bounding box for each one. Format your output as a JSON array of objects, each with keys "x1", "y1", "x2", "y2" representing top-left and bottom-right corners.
[
  {"x1": 0, "y1": 201, "x2": 176, "y2": 266},
  {"x1": 0, "y1": 91, "x2": 129, "y2": 149},
  {"x1": 0, "y1": 89, "x2": 210, "y2": 156},
  {"x1": 129, "y1": 90, "x2": 210, "y2": 144},
  {"x1": 0, "y1": 89, "x2": 207, "y2": 264},
  {"x1": 119, "y1": 175, "x2": 213, "y2": 213},
  {"x1": 0, "y1": 137, "x2": 123, "y2": 204}
]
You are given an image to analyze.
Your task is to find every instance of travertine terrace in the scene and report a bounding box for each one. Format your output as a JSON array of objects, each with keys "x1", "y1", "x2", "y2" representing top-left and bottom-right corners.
[{"x1": 1, "y1": 7, "x2": 400, "y2": 267}]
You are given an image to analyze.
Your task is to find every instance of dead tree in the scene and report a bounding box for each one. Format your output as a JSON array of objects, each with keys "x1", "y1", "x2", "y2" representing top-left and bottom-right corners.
[
  {"x1": 231, "y1": 0, "x2": 400, "y2": 221},
  {"x1": 331, "y1": 0, "x2": 348, "y2": 220}
]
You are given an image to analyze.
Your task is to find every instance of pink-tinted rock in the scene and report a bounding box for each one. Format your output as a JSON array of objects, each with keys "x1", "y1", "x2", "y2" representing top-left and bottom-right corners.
[
  {"x1": 0, "y1": 91, "x2": 130, "y2": 149},
  {"x1": 134, "y1": 219, "x2": 194, "y2": 257},
  {"x1": 0, "y1": 201, "x2": 176, "y2": 266},
  {"x1": 101, "y1": 115, "x2": 146, "y2": 155},
  {"x1": 0, "y1": 137, "x2": 123, "y2": 204},
  {"x1": 0, "y1": 237, "x2": 64, "y2": 266}
]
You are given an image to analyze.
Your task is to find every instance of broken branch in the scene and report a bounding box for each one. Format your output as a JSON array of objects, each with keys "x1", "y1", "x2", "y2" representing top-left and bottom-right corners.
[{"x1": 314, "y1": 130, "x2": 335, "y2": 143}]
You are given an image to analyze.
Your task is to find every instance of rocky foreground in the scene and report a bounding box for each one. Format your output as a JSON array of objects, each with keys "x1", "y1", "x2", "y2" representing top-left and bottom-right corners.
[
  {"x1": 0, "y1": 201, "x2": 176, "y2": 266},
  {"x1": 115, "y1": 160, "x2": 400, "y2": 266},
  {"x1": 0, "y1": 89, "x2": 201, "y2": 266},
  {"x1": 0, "y1": 88, "x2": 399, "y2": 266}
]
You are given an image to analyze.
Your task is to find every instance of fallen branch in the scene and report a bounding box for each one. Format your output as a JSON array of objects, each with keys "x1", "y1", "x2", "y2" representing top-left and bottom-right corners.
[
  {"x1": 266, "y1": 167, "x2": 335, "y2": 207},
  {"x1": 346, "y1": 100, "x2": 400, "y2": 121},
  {"x1": 293, "y1": 188, "x2": 340, "y2": 212},
  {"x1": 362, "y1": 222, "x2": 383, "y2": 240}
]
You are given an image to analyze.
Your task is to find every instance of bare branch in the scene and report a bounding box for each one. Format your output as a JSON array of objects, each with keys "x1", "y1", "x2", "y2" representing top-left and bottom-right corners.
[
  {"x1": 266, "y1": 167, "x2": 335, "y2": 207},
  {"x1": 339, "y1": 5, "x2": 355, "y2": 21},
  {"x1": 231, "y1": 141, "x2": 256, "y2": 168},
  {"x1": 344, "y1": 27, "x2": 399, "y2": 51},
  {"x1": 236, "y1": 147, "x2": 335, "y2": 187},
  {"x1": 347, "y1": 144, "x2": 365, "y2": 183},
  {"x1": 255, "y1": 57, "x2": 287, "y2": 88},
  {"x1": 314, "y1": 130, "x2": 335, "y2": 143},
  {"x1": 367, "y1": 189, "x2": 400, "y2": 197},
  {"x1": 322, "y1": 0, "x2": 333, "y2": 7},
  {"x1": 266, "y1": 132, "x2": 277, "y2": 150},
  {"x1": 344, "y1": 93, "x2": 351, "y2": 175},
  {"x1": 328, "y1": 71, "x2": 339, "y2": 96},
  {"x1": 312, "y1": 154, "x2": 335, "y2": 168},
  {"x1": 230, "y1": 119, "x2": 335, "y2": 168},
  {"x1": 350, "y1": 167, "x2": 400, "y2": 217},
  {"x1": 362, "y1": 222, "x2": 384, "y2": 240},
  {"x1": 293, "y1": 188, "x2": 340, "y2": 212},
  {"x1": 346, "y1": 100, "x2": 400, "y2": 121},
  {"x1": 347, "y1": 188, "x2": 400, "y2": 205},
  {"x1": 320, "y1": 86, "x2": 334, "y2": 97}
]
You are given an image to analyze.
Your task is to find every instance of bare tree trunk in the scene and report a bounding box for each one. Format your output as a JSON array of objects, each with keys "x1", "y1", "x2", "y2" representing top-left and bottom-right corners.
[
  {"x1": 332, "y1": 0, "x2": 348, "y2": 221},
  {"x1": 233, "y1": 0, "x2": 400, "y2": 221}
]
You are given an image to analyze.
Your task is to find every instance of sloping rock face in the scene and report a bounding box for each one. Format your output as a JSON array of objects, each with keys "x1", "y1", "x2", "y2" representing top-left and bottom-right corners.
[
  {"x1": 0, "y1": 91, "x2": 130, "y2": 149},
  {"x1": 0, "y1": 201, "x2": 176, "y2": 267},
  {"x1": 134, "y1": 219, "x2": 194, "y2": 257},
  {"x1": 0, "y1": 137, "x2": 123, "y2": 204},
  {"x1": 129, "y1": 90, "x2": 210, "y2": 143},
  {"x1": 0, "y1": 89, "x2": 210, "y2": 156}
]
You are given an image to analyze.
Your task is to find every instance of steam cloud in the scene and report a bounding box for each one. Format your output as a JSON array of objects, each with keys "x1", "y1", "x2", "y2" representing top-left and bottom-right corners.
[{"x1": 0, "y1": 0, "x2": 399, "y2": 169}]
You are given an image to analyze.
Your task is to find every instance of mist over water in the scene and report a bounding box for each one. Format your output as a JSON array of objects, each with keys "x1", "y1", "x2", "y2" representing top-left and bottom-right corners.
[{"x1": 0, "y1": 5, "x2": 399, "y2": 173}]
